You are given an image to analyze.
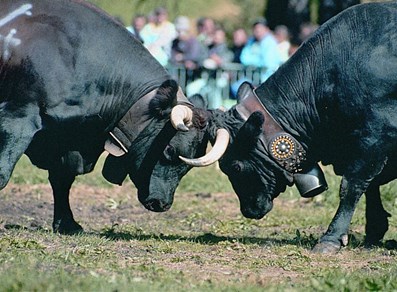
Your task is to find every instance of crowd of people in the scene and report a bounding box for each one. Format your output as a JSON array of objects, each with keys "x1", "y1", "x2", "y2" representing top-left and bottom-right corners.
[
  {"x1": 121, "y1": 2, "x2": 357, "y2": 108},
  {"x1": 124, "y1": 7, "x2": 308, "y2": 83}
]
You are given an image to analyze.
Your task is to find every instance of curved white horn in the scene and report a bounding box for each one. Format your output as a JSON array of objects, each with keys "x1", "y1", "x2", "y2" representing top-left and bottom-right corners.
[
  {"x1": 179, "y1": 128, "x2": 230, "y2": 167},
  {"x1": 170, "y1": 105, "x2": 193, "y2": 131}
]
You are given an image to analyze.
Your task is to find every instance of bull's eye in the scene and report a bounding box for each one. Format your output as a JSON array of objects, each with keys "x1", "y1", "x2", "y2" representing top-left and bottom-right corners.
[
  {"x1": 163, "y1": 145, "x2": 177, "y2": 162},
  {"x1": 232, "y1": 161, "x2": 244, "y2": 173}
]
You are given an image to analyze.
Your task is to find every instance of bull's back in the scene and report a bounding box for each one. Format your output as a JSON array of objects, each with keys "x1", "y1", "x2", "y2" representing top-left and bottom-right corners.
[
  {"x1": 312, "y1": 1, "x2": 397, "y2": 85},
  {"x1": 322, "y1": 2, "x2": 397, "y2": 124},
  {"x1": 280, "y1": 1, "x2": 397, "y2": 116},
  {"x1": 258, "y1": 1, "x2": 397, "y2": 166},
  {"x1": 0, "y1": 0, "x2": 168, "y2": 124},
  {"x1": 0, "y1": 0, "x2": 161, "y2": 81},
  {"x1": 311, "y1": 2, "x2": 397, "y2": 162}
]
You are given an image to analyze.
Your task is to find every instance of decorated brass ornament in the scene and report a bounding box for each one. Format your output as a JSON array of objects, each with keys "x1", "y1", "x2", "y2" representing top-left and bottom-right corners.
[
  {"x1": 265, "y1": 133, "x2": 306, "y2": 173},
  {"x1": 270, "y1": 135, "x2": 295, "y2": 160}
]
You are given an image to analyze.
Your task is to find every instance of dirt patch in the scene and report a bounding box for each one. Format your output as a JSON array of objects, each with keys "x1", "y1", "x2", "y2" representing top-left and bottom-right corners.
[
  {"x1": 0, "y1": 182, "x2": 396, "y2": 287},
  {"x1": 0, "y1": 182, "x2": 143, "y2": 232},
  {"x1": 0, "y1": 183, "x2": 302, "y2": 284}
]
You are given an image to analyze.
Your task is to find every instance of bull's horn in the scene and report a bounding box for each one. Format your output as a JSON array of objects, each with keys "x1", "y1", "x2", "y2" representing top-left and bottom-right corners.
[
  {"x1": 170, "y1": 105, "x2": 193, "y2": 131},
  {"x1": 179, "y1": 128, "x2": 230, "y2": 167}
]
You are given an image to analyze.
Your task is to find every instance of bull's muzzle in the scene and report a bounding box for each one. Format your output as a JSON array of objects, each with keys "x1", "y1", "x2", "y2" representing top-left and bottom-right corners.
[
  {"x1": 240, "y1": 198, "x2": 273, "y2": 220},
  {"x1": 143, "y1": 197, "x2": 172, "y2": 212},
  {"x1": 138, "y1": 194, "x2": 173, "y2": 212}
]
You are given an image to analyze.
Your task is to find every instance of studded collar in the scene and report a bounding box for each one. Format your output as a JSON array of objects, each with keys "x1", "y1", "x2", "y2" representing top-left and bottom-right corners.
[{"x1": 235, "y1": 83, "x2": 306, "y2": 173}]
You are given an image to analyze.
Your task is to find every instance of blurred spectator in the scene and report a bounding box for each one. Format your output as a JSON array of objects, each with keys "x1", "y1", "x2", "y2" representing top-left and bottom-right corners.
[
  {"x1": 171, "y1": 16, "x2": 205, "y2": 81},
  {"x1": 140, "y1": 7, "x2": 177, "y2": 66},
  {"x1": 146, "y1": 11, "x2": 156, "y2": 24},
  {"x1": 288, "y1": 35, "x2": 302, "y2": 56},
  {"x1": 274, "y1": 25, "x2": 291, "y2": 62},
  {"x1": 240, "y1": 18, "x2": 283, "y2": 80},
  {"x1": 319, "y1": 0, "x2": 360, "y2": 25},
  {"x1": 299, "y1": 22, "x2": 319, "y2": 42},
  {"x1": 196, "y1": 17, "x2": 216, "y2": 48},
  {"x1": 230, "y1": 28, "x2": 248, "y2": 64},
  {"x1": 126, "y1": 14, "x2": 146, "y2": 43},
  {"x1": 287, "y1": 22, "x2": 318, "y2": 56},
  {"x1": 203, "y1": 27, "x2": 234, "y2": 70}
]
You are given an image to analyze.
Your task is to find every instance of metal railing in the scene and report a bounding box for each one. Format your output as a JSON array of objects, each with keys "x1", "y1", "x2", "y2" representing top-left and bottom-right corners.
[{"x1": 166, "y1": 64, "x2": 269, "y2": 109}]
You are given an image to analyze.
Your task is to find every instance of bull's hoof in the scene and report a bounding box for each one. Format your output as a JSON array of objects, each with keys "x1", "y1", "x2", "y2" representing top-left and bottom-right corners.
[
  {"x1": 53, "y1": 219, "x2": 84, "y2": 235},
  {"x1": 364, "y1": 238, "x2": 382, "y2": 249},
  {"x1": 384, "y1": 240, "x2": 397, "y2": 250},
  {"x1": 312, "y1": 241, "x2": 341, "y2": 254}
]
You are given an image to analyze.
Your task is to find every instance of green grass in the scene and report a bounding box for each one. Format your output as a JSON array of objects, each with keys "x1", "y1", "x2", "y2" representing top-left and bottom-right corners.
[
  {"x1": 9, "y1": 155, "x2": 233, "y2": 192},
  {"x1": 1, "y1": 155, "x2": 396, "y2": 291}
]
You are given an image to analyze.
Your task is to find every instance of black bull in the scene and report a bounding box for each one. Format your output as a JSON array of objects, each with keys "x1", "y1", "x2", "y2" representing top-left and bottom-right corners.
[
  {"x1": 0, "y1": 0, "x2": 211, "y2": 234},
  {"x1": 182, "y1": 2, "x2": 397, "y2": 253}
]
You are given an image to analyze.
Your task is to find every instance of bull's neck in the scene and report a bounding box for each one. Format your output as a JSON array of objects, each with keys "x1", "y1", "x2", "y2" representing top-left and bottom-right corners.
[
  {"x1": 236, "y1": 85, "x2": 308, "y2": 172},
  {"x1": 96, "y1": 61, "x2": 169, "y2": 133},
  {"x1": 255, "y1": 60, "x2": 320, "y2": 152}
]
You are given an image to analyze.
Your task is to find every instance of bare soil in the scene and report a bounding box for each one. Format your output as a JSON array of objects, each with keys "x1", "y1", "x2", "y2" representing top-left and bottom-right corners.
[{"x1": 0, "y1": 183, "x2": 144, "y2": 233}]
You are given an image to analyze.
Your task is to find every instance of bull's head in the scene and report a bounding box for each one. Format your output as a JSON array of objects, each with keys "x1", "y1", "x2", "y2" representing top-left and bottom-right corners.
[
  {"x1": 218, "y1": 111, "x2": 293, "y2": 219},
  {"x1": 182, "y1": 110, "x2": 290, "y2": 219},
  {"x1": 102, "y1": 80, "x2": 226, "y2": 212},
  {"x1": 180, "y1": 82, "x2": 326, "y2": 219},
  {"x1": 132, "y1": 93, "x2": 210, "y2": 212}
]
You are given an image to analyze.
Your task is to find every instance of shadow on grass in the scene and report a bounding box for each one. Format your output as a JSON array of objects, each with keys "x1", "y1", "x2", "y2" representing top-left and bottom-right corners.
[
  {"x1": 99, "y1": 227, "x2": 397, "y2": 251},
  {"x1": 100, "y1": 228, "x2": 319, "y2": 249},
  {"x1": 5, "y1": 222, "x2": 397, "y2": 251}
]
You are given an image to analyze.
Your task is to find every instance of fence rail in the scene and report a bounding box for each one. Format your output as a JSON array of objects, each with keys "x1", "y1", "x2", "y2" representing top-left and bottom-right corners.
[{"x1": 166, "y1": 64, "x2": 269, "y2": 109}]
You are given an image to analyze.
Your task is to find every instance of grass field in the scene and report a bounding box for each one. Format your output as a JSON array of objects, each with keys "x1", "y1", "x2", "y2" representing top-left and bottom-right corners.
[{"x1": 0, "y1": 155, "x2": 396, "y2": 291}]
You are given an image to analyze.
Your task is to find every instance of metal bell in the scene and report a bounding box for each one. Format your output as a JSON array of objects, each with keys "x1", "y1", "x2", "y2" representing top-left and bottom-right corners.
[{"x1": 294, "y1": 164, "x2": 328, "y2": 198}]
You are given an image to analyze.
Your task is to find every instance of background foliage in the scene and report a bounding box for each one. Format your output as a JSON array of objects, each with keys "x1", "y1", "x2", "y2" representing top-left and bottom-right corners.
[{"x1": 87, "y1": 0, "x2": 387, "y2": 33}]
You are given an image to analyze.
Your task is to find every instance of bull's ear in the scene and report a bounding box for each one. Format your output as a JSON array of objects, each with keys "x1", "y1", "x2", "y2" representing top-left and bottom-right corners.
[
  {"x1": 235, "y1": 111, "x2": 264, "y2": 149},
  {"x1": 149, "y1": 79, "x2": 179, "y2": 118},
  {"x1": 236, "y1": 81, "x2": 255, "y2": 103},
  {"x1": 188, "y1": 94, "x2": 207, "y2": 109}
]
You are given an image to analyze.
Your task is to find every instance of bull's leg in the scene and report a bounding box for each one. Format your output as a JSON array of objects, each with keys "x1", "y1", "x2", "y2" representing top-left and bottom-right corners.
[
  {"x1": 312, "y1": 156, "x2": 386, "y2": 253},
  {"x1": 0, "y1": 107, "x2": 41, "y2": 189},
  {"x1": 49, "y1": 164, "x2": 83, "y2": 234},
  {"x1": 312, "y1": 176, "x2": 365, "y2": 253},
  {"x1": 364, "y1": 184, "x2": 391, "y2": 246}
]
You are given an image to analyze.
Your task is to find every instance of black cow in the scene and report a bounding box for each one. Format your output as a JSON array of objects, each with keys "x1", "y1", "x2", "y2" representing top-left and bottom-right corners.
[
  {"x1": 0, "y1": 0, "x2": 221, "y2": 234},
  {"x1": 181, "y1": 2, "x2": 397, "y2": 253}
]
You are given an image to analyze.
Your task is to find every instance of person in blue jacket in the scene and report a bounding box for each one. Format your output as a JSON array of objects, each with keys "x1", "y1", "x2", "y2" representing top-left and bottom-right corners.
[{"x1": 240, "y1": 18, "x2": 283, "y2": 81}]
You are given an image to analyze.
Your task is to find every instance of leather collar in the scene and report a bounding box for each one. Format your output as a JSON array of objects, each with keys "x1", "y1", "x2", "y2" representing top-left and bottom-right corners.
[
  {"x1": 235, "y1": 83, "x2": 306, "y2": 173},
  {"x1": 105, "y1": 87, "x2": 193, "y2": 157}
]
